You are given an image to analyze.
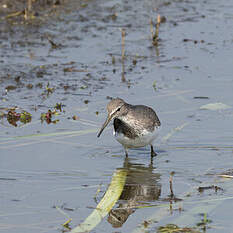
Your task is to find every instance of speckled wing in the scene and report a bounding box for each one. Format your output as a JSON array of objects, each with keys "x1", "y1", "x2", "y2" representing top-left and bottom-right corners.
[{"x1": 127, "y1": 105, "x2": 161, "y2": 132}]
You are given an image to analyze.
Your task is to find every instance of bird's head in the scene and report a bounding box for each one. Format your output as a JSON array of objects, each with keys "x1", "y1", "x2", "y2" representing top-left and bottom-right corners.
[{"x1": 97, "y1": 98, "x2": 126, "y2": 137}]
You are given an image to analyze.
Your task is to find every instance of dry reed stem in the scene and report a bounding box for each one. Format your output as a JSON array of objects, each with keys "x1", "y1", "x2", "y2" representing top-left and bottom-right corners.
[
  {"x1": 28, "y1": 0, "x2": 32, "y2": 12},
  {"x1": 150, "y1": 19, "x2": 154, "y2": 40},
  {"x1": 121, "y1": 28, "x2": 126, "y2": 82},
  {"x1": 169, "y1": 172, "x2": 174, "y2": 198},
  {"x1": 155, "y1": 14, "x2": 161, "y2": 39},
  {"x1": 152, "y1": 14, "x2": 161, "y2": 46}
]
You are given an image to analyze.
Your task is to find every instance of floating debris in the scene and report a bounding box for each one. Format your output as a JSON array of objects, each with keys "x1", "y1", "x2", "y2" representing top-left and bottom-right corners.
[
  {"x1": 54, "y1": 103, "x2": 65, "y2": 112},
  {"x1": 110, "y1": 54, "x2": 116, "y2": 65},
  {"x1": 5, "y1": 10, "x2": 24, "y2": 19},
  {"x1": 40, "y1": 102, "x2": 65, "y2": 124},
  {"x1": 200, "y1": 102, "x2": 231, "y2": 110},
  {"x1": 40, "y1": 109, "x2": 59, "y2": 124},
  {"x1": 157, "y1": 224, "x2": 201, "y2": 233},
  {"x1": 42, "y1": 82, "x2": 55, "y2": 97},
  {"x1": 217, "y1": 169, "x2": 233, "y2": 178},
  {"x1": 152, "y1": 80, "x2": 157, "y2": 91},
  {"x1": 196, "y1": 213, "x2": 212, "y2": 232},
  {"x1": 72, "y1": 115, "x2": 79, "y2": 120},
  {"x1": 193, "y1": 96, "x2": 209, "y2": 99},
  {"x1": 132, "y1": 59, "x2": 137, "y2": 65},
  {"x1": 63, "y1": 218, "x2": 72, "y2": 230},
  {"x1": 26, "y1": 83, "x2": 33, "y2": 89},
  {"x1": 5, "y1": 85, "x2": 17, "y2": 92},
  {"x1": 80, "y1": 85, "x2": 88, "y2": 90},
  {"x1": 198, "y1": 185, "x2": 223, "y2": 193},
  {"x1": 47, "y1": 37, "x2": 61, "y2": 49},
  {"x1": 183, "y1": 39, "x2": 205, "y2": 44},
  {"x1": 55, "y1": 205, "x2": 72, "y2": 230},
  {"x1": 63, "y1": 67, "x2": 88, "y2": 72},
  {"x1": 6, "y1": 110, "x2": 31, "y2": 127}
]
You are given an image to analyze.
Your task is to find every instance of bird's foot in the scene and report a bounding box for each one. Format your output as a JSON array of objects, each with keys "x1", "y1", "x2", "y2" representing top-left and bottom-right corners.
[{"x1": 150, "y1": 145, "x2": 157, "y2": 157}]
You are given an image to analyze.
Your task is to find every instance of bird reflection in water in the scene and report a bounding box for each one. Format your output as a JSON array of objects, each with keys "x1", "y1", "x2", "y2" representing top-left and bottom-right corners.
[{"x1": 108, "y1": 157, "x2": 161, "y2": 228}]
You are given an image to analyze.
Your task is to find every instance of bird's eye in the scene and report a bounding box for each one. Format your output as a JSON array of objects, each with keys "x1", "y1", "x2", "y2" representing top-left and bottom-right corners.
[{"x1": 117, "y1": 107, "x2": 121, "y2": 112}]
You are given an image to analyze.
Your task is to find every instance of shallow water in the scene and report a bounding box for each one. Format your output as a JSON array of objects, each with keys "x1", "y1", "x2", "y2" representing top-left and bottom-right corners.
[{"x1": 0, "y1": 0, "x2": 233, "y2": 232}]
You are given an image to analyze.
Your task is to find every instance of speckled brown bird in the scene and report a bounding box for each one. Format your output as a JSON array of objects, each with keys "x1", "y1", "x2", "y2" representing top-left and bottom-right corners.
[{"x1": 97, "y1": 98, "x2": 161, "y2": 157}]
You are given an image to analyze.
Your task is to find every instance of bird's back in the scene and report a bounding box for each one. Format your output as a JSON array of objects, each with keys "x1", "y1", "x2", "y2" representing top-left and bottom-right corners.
[{"x1": 125, "y1": 104, "x2": 161, "y2": 132}]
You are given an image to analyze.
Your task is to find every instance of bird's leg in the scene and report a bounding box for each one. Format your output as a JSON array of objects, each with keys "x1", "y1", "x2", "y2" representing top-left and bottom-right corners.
[
  {"x1": 150, "y1": 145, "x2": 157, "y2": 157},
  {"x1": 149, "y1": 156, "x2": 154, "y2": 168},
  {"x1": 124, "y1": 147, "x2": 128, "y2": 157}
]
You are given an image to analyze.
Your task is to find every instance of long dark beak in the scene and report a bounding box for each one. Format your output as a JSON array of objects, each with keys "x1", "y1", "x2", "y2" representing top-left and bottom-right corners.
[{"x1": 97, "y1": 114, "x2": 112, "y2": 137}]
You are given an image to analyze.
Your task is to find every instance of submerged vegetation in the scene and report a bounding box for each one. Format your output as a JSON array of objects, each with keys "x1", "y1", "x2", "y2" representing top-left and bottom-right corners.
[
  {"x1": 157, "y1": 213, "x2": 212, "y2": 233},
  {"x1": 7, "y1": 109, "x2": 31, "y2": 126},
  {"x1": 0, "y1": 107, "x2": 31, "y2": 127},
  {"x1": 157, "y1": 224, "x2": 201, "y2": 233},
  {"x1": 40, "y1": 102, "x2": 65, "y2": 124}
]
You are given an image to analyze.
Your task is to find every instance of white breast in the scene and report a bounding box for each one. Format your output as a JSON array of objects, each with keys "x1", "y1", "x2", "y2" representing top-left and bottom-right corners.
[{"x1": 113, "y1": 127, "x2": 160, "y2": 149}]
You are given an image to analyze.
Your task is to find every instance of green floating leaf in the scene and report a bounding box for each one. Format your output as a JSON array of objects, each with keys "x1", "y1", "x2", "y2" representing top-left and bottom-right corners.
[{"x1": 71, "y1": 169, "x2": 127, "y2": 233}]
